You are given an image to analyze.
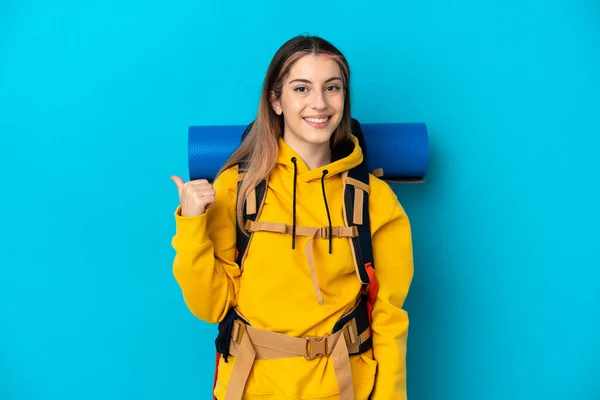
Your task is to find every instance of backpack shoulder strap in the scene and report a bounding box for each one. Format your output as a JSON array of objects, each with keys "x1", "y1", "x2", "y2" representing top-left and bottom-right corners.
[
  {"x1": 344, "y1": 161, "x2": 374, "y2": 285},
  {"x1": 343, "y1": 119, "x2": 379, "y2": 321},
  {"x1": 344, "y1": 119, "x2": 375, "y2": 283},
  {"x1": 235, "y1": 165, "x2": 267, "y2": 269},
  {"x1": 234, "y1": 121, "x2": 267, "y2": 270}
]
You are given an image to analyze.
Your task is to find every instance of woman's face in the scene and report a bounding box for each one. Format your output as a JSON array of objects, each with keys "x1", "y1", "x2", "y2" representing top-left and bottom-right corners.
[{"x1": 271, "y1": 54, "x2": 345, "y2": 147}]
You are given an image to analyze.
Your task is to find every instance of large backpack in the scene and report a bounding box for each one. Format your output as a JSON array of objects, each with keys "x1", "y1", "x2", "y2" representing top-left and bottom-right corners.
[{"x1": 212, "y1": 118, "x2": 380, "y2": 397}]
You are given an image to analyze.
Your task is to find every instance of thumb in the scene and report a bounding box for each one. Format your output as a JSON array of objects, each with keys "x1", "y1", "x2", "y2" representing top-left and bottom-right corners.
[{"x1": 170, "y1": 175, "x2": 185, "y2": 195}]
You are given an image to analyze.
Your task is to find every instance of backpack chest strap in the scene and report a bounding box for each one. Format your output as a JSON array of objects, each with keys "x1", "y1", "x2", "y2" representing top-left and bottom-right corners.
[{"x1": 245, "y1": 220, "x2": 358, "y2": 239}]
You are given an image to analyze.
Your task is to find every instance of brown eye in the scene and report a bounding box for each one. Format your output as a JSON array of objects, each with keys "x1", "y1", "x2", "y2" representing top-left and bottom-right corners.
[
  {"x1": 326, "y1": 85, "x2": 340, "y2": 92},
  {"x1": 294, "y1": 87, "x2": 308, "y2": 93}
]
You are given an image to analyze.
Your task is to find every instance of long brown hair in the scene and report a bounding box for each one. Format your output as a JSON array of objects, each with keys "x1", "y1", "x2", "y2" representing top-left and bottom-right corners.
[{"x1": 217, "y1": 35, "x2": 353, "y2": 234}]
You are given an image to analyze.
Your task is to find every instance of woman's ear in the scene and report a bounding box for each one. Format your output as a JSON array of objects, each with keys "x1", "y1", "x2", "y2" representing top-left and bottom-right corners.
[{"x1": 270, "y1": 91, "x2": 282, "y2": 115}]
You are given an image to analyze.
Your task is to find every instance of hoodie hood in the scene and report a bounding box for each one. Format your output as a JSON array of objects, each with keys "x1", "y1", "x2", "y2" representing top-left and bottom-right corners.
[{"x1": 275, "y1": 134, "x2": 364, "y2": 182}]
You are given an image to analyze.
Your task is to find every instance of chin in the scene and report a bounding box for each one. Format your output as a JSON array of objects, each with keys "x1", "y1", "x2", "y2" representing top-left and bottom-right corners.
[{"x1": 299, "y1": 130, "x2": 335, "y2": 145}]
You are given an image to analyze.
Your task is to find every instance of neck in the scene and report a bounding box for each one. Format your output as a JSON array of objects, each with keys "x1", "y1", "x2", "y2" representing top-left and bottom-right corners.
[{"x1": 283, "y1": 134, "x2": 332, "y2": 170}]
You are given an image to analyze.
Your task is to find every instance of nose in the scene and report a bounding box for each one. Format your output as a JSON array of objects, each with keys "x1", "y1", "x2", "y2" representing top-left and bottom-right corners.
[{"x1": 310, "y1": 90, "x2": 327, "y2": 110}]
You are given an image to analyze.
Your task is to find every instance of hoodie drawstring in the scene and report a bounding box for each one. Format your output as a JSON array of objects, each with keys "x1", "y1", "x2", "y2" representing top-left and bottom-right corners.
[
  {"x1": 285, "y1": 160, "x2": 333, "y2": 305},
  {"x1": 321, "y1": 169, "x2": 332, "y2": 254},
  {"x1": 290, "y1": 159, "x2": 333, "y2": 254},
  {"x1": 291, "y1": 157, "x2": 298, "y2": 249}
]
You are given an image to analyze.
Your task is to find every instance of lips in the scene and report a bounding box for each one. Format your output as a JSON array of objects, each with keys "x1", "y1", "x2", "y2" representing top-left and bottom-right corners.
[
  {"x1": 303, "y1": 115, "x2": 332, "y2": 129},
  {"x1": 303, "y1": 116, "x2": 330, "y2": 123}
]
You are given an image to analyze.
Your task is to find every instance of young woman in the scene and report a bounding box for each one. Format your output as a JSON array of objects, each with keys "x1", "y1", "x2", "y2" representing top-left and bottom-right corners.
[{"x1": 170, "y1": 35, "x2": 414, "y2": 400}]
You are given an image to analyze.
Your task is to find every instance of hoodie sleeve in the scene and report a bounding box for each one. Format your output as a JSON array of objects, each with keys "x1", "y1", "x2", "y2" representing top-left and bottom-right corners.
[
  {"x1": 171, "y1": 166, "x2": 241, "y2": 324},
  {"x1": 369, "y1": 179, "x2": 414, "y2": 400}
]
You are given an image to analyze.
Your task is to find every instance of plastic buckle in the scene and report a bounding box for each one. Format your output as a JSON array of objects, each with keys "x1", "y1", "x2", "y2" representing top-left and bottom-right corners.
[
  {"x1": 330, "y1": 226, "x2": 340, "y2": 238},
  {"x1": 304, "y1": 335, "x2": 329, "y2": 360}
]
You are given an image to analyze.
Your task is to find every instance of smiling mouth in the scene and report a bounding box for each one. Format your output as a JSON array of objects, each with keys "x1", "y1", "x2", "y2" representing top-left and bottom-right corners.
[{"x1": 303, "y1": 116, "x2": 331, "y2": 125}]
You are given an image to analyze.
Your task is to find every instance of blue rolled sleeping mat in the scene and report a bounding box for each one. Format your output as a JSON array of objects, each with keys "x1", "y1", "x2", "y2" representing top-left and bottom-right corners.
[{"x1": 188, "y1": 119, "x2": 429, "y2": 183}]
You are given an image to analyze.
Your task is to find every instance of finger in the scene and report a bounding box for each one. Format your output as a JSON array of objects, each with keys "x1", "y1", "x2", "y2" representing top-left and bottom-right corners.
[
  {"x1": 170, "y1": 176, "x2": 185, "y2": 195},
  {"x1": 189, "y1": 179, "x2": 209, "y2": 184},
  {"x1": 185, "y1": 180, "x2": 212, "y2": 188},
  {"x1": 203, "y1": 195, "x2": 216, "y2": 206},
  {"x1": 191, "y1": 186, "x2": 216, "y2": 193},
  {"x1": 192, "y1": 188, "x2": 217, "y2": 197}
]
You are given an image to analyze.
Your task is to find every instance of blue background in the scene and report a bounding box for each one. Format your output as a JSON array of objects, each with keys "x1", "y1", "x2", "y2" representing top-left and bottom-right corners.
[{"x1": 1, "y1": 1, "x2": 599, "y2": 399}]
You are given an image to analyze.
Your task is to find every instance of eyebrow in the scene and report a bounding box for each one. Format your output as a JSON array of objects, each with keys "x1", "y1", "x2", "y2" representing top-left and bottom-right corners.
[{"x1": 288, "y1": 77, "x2": 343, "y2": 84}]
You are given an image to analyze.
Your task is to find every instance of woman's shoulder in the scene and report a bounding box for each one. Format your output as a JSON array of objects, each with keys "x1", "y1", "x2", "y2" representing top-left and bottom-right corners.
[
  {"x1": 367, "y1": 174, "x2": 398, "y2": 206},
  {"x1": 213, "y1": 164, "x2": 240, "y2": 193},
  {"x1": 367, "y1": 174, "x2": 409, "y2": 230}
]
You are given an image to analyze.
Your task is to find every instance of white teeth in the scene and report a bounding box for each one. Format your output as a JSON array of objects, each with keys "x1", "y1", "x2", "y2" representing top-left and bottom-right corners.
[{"x1": 304, "y1": 117, "x2": 329, "y2": 123}]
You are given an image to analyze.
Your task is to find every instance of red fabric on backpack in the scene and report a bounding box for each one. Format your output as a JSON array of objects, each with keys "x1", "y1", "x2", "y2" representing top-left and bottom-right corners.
[{"x1": 365, "y1": 262, "x2": 379, "y2": 324}]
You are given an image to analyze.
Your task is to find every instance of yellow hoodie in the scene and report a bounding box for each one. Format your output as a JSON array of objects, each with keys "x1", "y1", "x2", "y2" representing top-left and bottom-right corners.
[{"x1": 172, "y1": 135, "x2": 414, "y2": 399}]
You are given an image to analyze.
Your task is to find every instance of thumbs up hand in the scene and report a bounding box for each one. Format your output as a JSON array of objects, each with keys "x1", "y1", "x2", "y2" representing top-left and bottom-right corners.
[{"x1": 170, "y1": 176, "x2": 216, "y2": 217}]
